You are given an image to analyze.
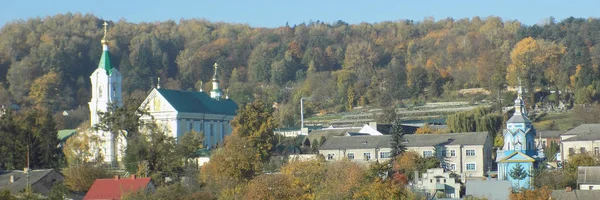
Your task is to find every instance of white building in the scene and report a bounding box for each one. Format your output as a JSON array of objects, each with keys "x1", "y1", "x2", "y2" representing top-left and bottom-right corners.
[
  {"x1": 413, "y1": 168, "x2": 462, "y2": 199},
  {"x1": 139, "y1": 63, "x2": 238, "y2": 148},
  {"x1": 560, "y1": 124, "x2": 600, "y2": 162},
  {"x1": 88, "y1": 22, "x2": 125, "y2": 164},
  {"x1": 319, "y1": 132, "x2": 492, "y2": 177},
  {"x1": 87, "y1": 23, "x2": 238, "y2": 165}
]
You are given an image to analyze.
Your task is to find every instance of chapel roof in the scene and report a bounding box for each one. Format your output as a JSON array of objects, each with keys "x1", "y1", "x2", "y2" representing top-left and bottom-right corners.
[{"x1": 155, "y1": 88, "x2": 238, "y2": 115}]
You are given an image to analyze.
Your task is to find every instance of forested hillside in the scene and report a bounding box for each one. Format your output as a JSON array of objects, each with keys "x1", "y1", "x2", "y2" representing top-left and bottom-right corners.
[{"x1": 1, "y1": 13, "x2": 600, "y2": 127}]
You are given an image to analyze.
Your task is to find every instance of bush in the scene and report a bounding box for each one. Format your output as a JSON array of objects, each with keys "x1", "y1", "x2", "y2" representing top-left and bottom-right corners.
[{"x1": 63, "y1": 165, "x2": 110, "y2": 192}]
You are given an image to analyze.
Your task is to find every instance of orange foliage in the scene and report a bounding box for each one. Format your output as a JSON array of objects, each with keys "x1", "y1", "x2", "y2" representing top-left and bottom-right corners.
[{"x1": 509, "y1": 186, "x2": 551, "y2": 200}]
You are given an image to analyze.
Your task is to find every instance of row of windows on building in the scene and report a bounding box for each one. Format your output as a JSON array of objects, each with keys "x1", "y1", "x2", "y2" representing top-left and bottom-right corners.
[
  {"x1": 568, "y1": 147, "x2": 600, "y2": 156},
  {"x1": 422, "y1": 149, "x2": 476, "y2": 158},
  {"x1": 326, "y1": 151, "x2": 391, "y2": 161},
  {"x1": 325, "y1": 152, "x2": 477, "y2": 171},
  {"x1": 185, "y1": 120, "x2": 227, "y2": 138}
]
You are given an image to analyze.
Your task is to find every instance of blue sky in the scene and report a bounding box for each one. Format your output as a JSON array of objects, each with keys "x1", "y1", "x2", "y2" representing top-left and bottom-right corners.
[{"x1": 2, "y1": 0, "x2": 599, "y2": 28}]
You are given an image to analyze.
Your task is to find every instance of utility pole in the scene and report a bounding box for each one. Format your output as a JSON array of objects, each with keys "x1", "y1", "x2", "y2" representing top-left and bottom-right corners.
[{"x1": 301, "y1": 97, "x2": 305, "y2": 130}]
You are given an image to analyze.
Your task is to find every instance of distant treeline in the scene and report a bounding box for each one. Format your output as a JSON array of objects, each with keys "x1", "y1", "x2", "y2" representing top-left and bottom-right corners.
[{"x1": 1, "y1": 13, "x2": 599, "y2": 127}]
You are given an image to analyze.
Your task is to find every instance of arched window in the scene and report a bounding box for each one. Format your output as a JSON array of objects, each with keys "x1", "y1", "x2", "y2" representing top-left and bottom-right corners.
[{"x1": 99, "y1": 86, "x2": 103, "y2": 98}]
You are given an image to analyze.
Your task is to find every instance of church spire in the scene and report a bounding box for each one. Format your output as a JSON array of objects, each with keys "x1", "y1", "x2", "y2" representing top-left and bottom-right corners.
[
  {"x1": 98, "y1": 21, "x2": 114, "y2": 75},
  {"x1": 210, "y1": 63, "x2": 222, "y2": 100},
  {"x1": 514, "y1": 78, "x2": 526, "y2": 116}
]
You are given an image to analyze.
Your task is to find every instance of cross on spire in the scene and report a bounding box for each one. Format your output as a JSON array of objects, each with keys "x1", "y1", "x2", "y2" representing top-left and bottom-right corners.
[{"x1": 103, "y1": 21, "x2": 108, "y2": 39}]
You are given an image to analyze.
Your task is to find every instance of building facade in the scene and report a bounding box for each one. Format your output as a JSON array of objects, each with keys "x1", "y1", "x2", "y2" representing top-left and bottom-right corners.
[
  {"x1": 139, "y1": 63, "x2": 238, "y2": 148},
  {"x1": 559, "y1": 124, "x2": 600, "y2": 162},
  {"x1": 496, "y1": 82, "x2": 545, "y2": 189},
  {"x1": 319, "y1": 131, "x2": 492, "y2": 177}
]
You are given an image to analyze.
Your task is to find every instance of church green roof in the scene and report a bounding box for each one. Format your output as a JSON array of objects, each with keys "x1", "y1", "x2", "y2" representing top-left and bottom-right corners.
[
  {"x1": 156, "y1": 89, "x2": 238, "y2": 115},
  {"x1": 57, "y1": 129, "x2": 76, "y2": 142},
  {"x1": 98, "y1": 50, "x2": 114, "y2": 75}
]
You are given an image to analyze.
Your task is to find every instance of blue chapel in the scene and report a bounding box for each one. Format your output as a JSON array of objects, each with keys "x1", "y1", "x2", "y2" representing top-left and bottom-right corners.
[{"x1": 496, "y1": 82, "x2": 545, "y2": 189}]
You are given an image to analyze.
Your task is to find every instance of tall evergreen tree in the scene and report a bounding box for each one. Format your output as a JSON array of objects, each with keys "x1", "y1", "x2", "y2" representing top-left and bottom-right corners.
[{"x1": 390, "y1": 118, "x2": 406, "y2": 158}]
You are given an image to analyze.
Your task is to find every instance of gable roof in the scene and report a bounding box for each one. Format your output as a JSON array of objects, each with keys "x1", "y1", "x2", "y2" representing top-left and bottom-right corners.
[
  {"x1": 0, "y1": 169, "x2": 60, "y2": 194},
  {"x1": 402, "y1": 132, "x2": 489, "y2": 147},
  {"x1": 84, "y1": 176, "x2": 152, "y2": 200},
  {"x1": 320, "y1": 135, "x2": 392, "y2": 150},
  {"x1": 154, "y1": 89, "x2": 238, "y2": 115},
  {"x1": 498, "y1": 151, "x2": 535, "y2": 163},
  {"x1": 320, "y1": 132, "x2": 489, "y2": 150},
  {"x1": 57, "y1": 129, "x2": 77, "y2": 142},
  {"x1": 562, "y1": 124, "x2": 600, "y2": 135},
  {"x1": 538, "y1": 130, "x2": 563, "y2": 138}
]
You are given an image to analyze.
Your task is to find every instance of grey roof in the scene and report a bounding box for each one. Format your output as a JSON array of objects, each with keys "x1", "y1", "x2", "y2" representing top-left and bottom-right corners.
[
  {"x1": 0, "y1": 169, "x2": 61, "y2": 194},
  {"x1": 561, "y1": 124, "x2": 600, "y2": 142},
  {"x1": 551, "y1": 190, "x2": 600, "y2": 200},
  {"x1": 578, "y1": 166, "x2": 600, "y2": 184},
  {"x1": 562, "y1": 124, "x2": 600, "y2": 135},
  {"x1": 466, "y1": 180, "x2": 511, "y2": 200},
  {"x1": 507, "y1": 114, "x2": 531, "y2": 123},
  {"x1": 320, "y1": 135, "x2": 392, "y2": 150},
  {"x1": 319, "y1": 132, "x2": 489, "y2": 150},
  {"x1": 563, "y1": 131, "x2": 600, "y2": 142},
  {"x1": 402, "y1": 132, "x2": 489, "y2": 147},
  {"x1": 306, "y1": 128, "x2": 361, "y2": 143},
  {"x1": 538, "y1": 130, "x2": 563, "y2": 138}
]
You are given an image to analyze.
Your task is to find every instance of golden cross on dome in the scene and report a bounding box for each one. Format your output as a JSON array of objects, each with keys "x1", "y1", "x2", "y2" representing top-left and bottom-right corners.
[{"x1": 103, "y1": 21, "x2": 108, "y2": 39}]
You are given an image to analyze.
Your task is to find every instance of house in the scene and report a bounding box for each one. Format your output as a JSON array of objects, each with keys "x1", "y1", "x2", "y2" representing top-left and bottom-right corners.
[
  {"x1": 273, "y1": 126, "x2": 322, "y2": 137},
  {"x1": 403, "y1": 132, "x2": 492, "y2": 178},
  {"x1": 318, "y1": 135, "x2": 392, "y2": 163},
  {"x1": 84, "y1": 175, "x2": 155, "y2": 200},
  {"x1": 535, "y1": 130, "x2": 562, "y2": 149},
  {"x1": 319, "y1": 131, "x2": 492, "y2": 177},
  {"x1": 412, "y1": 168, "x2": 461, "y2": 199},
  {"x1": 577, "y1": 166, "x2": 600, "y2": 190},
  {"x1": 466, "y1": 180, "x2": 511, "y2": 200},
  {"x1": 0, "y1": 169, "x2": 64, "y2": 196},
  {"x1": 560, "y1": 124, "x2": 600, "y2": 161}
]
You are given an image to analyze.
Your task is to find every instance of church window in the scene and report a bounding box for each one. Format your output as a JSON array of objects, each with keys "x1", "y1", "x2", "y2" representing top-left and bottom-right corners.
[
  {"x1": 466, "y1": 149, "x2": 476, "y2": 157},
  {"x1": 210, "y1": 124, "x2": 214, "y2": 137},
  {"x1": 99, "y1": 86, "x2": 103, "y2": 98},
  {"x1": 189, "y1": 121, "x2": 193, "y2": 131},
  {"x1": 466, "y1": 163, "x2": 476, "y2": 171}
]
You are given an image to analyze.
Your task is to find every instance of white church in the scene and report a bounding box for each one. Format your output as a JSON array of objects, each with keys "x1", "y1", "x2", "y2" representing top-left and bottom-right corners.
[{"x1": 88, "y1": 22, "x2": 238, "y2": 164}]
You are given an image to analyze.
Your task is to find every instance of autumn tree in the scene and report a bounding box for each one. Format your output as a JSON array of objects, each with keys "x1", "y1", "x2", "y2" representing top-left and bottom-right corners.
[{"x1": 230, "y1": 100, "x2": 276, "y2": 162}]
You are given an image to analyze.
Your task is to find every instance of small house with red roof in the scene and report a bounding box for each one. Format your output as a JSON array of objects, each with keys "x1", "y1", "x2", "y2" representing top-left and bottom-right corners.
[{"x1": 84, "y1": 175, "x2": 155, "y2": 200}]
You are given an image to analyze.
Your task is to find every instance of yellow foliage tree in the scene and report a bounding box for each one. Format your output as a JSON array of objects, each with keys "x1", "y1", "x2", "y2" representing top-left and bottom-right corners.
[
  {"x1": 28, "y1": 71, "x2": 61, "y2": 110},
  {"x1": 509, "y1": 186, "x2": 551, "y2": 200}
]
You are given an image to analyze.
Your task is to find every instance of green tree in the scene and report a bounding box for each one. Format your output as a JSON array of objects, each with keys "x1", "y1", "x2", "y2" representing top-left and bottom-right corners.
[
  {"x1": 509, "y1": 163, "x2": 528, "y2": 189},
  {"x1": 47, "y1": 181, "x2": 70, "y2": 200},
  {"x1": 390, "y1": 118, "x2": 407, "y2": 157}
]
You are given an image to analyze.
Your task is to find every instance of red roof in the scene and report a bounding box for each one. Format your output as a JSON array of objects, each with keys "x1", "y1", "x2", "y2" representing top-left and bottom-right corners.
[{"x1": 84, "y1": 176, "x2": 152, "y2": 200}]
